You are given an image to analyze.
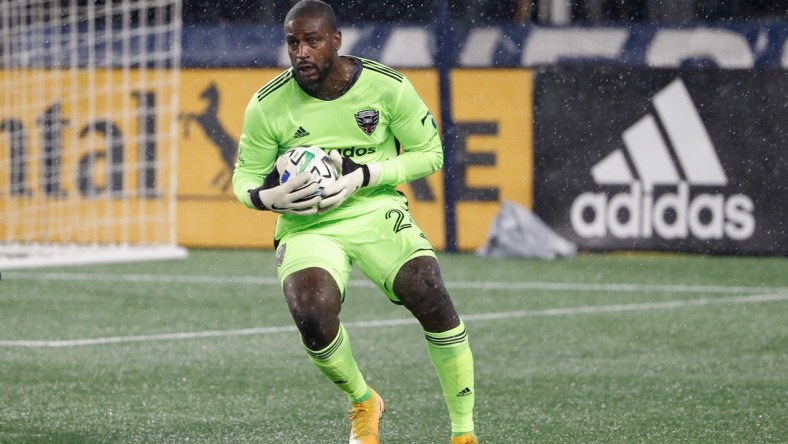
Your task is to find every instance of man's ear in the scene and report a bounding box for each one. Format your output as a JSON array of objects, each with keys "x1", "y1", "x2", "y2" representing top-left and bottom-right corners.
[{"x1": 334, "y1": 29, "x2": 342, "y2": 51}]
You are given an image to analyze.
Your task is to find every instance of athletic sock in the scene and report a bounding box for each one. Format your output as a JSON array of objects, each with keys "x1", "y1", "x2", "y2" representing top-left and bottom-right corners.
[
  {"x1": 304, "y1": 323, "x2": 370, "y2": 402},
  {"x1": 424, "y1": 319, "x2": 475, "y2": 435}
]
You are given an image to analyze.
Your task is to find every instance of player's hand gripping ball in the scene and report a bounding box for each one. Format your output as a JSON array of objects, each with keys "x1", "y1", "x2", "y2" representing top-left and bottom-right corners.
[{"x1": 276, "y1": 146, "x2": 338, "y2": 202}]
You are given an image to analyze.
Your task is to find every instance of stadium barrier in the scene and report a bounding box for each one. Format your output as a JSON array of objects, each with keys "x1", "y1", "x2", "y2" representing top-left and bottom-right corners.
[
  {"x1": 178, "y1": 22, "x2": 787, "y2": 254},
  {"x1": 4, "y1": 24, "x2": 787, "y2": 255}
]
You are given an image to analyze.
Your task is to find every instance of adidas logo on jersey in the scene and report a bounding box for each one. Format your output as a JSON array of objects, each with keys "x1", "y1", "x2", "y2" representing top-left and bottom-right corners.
[
  {"x1": 570, "y1": 79, "x2": 755, "y2": 241},
  {"x1": 456, "y1": 387, "x2": 473, "y2": 397},
  {"x1": 293, "y1": 126, "x2": 310, "y2": 139}
]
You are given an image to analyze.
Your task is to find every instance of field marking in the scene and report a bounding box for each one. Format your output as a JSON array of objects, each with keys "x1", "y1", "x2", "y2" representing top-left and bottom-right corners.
[
  {"x1": 1, "y1": 293, "x2": 786, "y2": 348},
  {"x1": 5, "y1": 270, "x2": 788, "y2": 295}
]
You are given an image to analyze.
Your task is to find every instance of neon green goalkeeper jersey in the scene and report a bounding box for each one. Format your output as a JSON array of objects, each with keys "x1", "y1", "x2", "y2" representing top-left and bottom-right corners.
[{"x1": 232, "y1": 56, "x2": 443, "y2": 239}]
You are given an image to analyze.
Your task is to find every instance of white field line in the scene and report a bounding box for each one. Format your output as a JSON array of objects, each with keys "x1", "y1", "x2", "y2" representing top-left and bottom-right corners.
[
  {"x1": 1, "y1": 293, "x2": 786, "y2": 348},
  {"x1": 4, "y1": 270, "x2": 788, "y2": 295}
]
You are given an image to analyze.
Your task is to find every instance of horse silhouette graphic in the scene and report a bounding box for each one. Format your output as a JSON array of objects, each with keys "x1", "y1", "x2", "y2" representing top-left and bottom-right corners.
[{"x1": 180, "y1": 82, "x2": 238, "y2": 192}]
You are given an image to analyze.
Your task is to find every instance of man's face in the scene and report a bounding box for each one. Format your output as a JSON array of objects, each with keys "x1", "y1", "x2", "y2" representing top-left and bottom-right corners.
[{"x1": 285, "y1": 16, "x2": 340, "y2": 86}]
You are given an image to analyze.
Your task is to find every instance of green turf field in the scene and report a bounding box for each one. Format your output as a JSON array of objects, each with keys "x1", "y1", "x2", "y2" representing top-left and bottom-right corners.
[{"x1": 1, "y1": 250, "x2": 787, "y2": 444}]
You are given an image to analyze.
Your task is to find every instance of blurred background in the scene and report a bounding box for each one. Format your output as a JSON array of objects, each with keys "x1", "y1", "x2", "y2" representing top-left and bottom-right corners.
[
  {"x1": 182, "y1": 0, "x2": 787, "y2": 24},
  {"x1": 2, "y1": 0, "x2": 787, "y2": 266}
]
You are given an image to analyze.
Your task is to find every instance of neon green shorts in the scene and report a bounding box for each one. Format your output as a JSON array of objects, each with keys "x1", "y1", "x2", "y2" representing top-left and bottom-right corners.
[{"x1": 274, "y1": 199, "x2": 435, "y2": 303}]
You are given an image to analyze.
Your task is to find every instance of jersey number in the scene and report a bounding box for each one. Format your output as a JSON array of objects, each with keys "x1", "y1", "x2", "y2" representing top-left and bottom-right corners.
[{"x1": 385, "y1": 209, "x2": 412, "y2": 233}]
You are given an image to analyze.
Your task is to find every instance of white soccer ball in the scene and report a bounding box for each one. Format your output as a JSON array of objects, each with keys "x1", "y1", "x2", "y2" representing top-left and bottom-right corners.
[{"x1": 276, "y1": 146, "x2": 338, "y2": 198}]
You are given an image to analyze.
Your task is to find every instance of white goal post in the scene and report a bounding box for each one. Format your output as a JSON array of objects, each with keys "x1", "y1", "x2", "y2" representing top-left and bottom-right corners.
[{"x1": 0, "y1": 0, "x2": 187, "y2": 269}]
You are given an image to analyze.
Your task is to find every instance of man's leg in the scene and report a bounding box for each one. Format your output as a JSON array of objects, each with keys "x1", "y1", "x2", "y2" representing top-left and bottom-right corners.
[
  {"x1": 282, "y1": 266, "x2": 383, "y2": 443},
  {"x1": 393, "y1": 256, "x2": 476, "y2": 439},
  {"x1": 284, "y1": 267, "x2": 369, "y2": 399}
]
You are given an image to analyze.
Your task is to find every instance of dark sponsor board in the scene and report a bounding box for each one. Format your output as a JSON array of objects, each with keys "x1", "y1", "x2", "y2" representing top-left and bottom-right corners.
[{"x1": 533, "y1": 68, "x2": 788, "y2": 255}]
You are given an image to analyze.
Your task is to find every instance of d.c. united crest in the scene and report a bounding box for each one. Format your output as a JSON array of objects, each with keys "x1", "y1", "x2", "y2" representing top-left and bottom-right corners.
[{"x1": 354, "y1": 109, "x2": 379, "y2": 135}]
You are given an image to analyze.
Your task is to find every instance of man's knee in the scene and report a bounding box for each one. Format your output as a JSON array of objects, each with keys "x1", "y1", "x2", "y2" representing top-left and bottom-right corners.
[
  {"x1": 393, "y1": 256, "x2": 447, "y2": 298},
  {"x1": 393, "y1": 256, "x2": 460, "y2": 331},
  {"x1": 284, "y1": 267, "x2": 342, "y2": 318}
]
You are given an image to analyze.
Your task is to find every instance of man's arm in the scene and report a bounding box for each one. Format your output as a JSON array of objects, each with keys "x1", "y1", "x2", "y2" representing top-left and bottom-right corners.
[
  {"x1": 319, "y1": 76, "x2": 442, "y2": 212},
  {"x1": 376, "y1": 76, "x2": 443, "y2": 186},
  {"x1": 232, "y1": 98, "x2": 278, "y2": 208},
  {"x1": 232, "y1": 97, "x2": 321, "y2": 214}
]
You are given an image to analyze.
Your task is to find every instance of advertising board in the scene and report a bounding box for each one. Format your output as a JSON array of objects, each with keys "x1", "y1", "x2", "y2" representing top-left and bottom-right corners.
[{"x1": 533, "y1": 68, "x2": 788, "y2": 255}]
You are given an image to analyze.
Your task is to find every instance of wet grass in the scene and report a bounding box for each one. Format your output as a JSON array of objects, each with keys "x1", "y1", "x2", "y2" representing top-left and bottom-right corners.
[{"x1": 1, "y1": 250, "x2": 787, "y2": 443}]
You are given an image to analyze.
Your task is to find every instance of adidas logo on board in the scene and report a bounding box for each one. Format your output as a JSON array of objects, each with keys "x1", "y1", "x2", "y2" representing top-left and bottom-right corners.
[{"x1": 570, "y1": 79, "x2": 755, "y2": 241}]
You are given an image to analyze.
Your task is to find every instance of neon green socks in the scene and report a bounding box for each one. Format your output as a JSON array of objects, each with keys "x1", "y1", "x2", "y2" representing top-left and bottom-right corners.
[
  {"x1": 304, "y1": 319, "x2": 475, "y2": 434},
  {"x1": 425, "y1": 320, "x2": 476, "y2": 435},
  {"x1": 303, "y1": 323, "x2": 370, "y2": 402}
]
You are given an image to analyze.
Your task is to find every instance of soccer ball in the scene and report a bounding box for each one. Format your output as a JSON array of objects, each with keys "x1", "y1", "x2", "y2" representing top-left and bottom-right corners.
[{"x1": 276, "y1": 146, "x2": 338, "y2": 198}]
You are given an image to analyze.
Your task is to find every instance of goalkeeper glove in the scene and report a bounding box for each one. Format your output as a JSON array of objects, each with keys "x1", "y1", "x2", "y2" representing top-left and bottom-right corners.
[
  {"x1": 248, "y1": 170, "x2": 321, "y2": 215},
  {"x1": 319, "y1": 150, "x2": 381, "y2": 213}
]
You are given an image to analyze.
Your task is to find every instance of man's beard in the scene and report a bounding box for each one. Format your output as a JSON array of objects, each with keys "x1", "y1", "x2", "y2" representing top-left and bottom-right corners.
[{"x1": 295, "y1": 59, "x2": 332, "y2": 89}]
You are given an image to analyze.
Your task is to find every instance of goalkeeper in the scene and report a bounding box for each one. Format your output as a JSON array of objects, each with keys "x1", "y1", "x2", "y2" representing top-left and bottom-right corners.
[{"x1": 232, "y1": 1, "x2": 477, "y2": 443}]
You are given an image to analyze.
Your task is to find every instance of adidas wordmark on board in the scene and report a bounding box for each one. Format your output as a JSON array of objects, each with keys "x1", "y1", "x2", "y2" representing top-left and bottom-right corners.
[{"x1": 570, "y1": 79, "x2": 755, "y2": 241}]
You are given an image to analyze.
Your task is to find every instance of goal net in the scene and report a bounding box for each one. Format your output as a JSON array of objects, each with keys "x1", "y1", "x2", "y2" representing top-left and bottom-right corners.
[{"x1": 0, "y1": 0, "x2": 187, "y2": 269}]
